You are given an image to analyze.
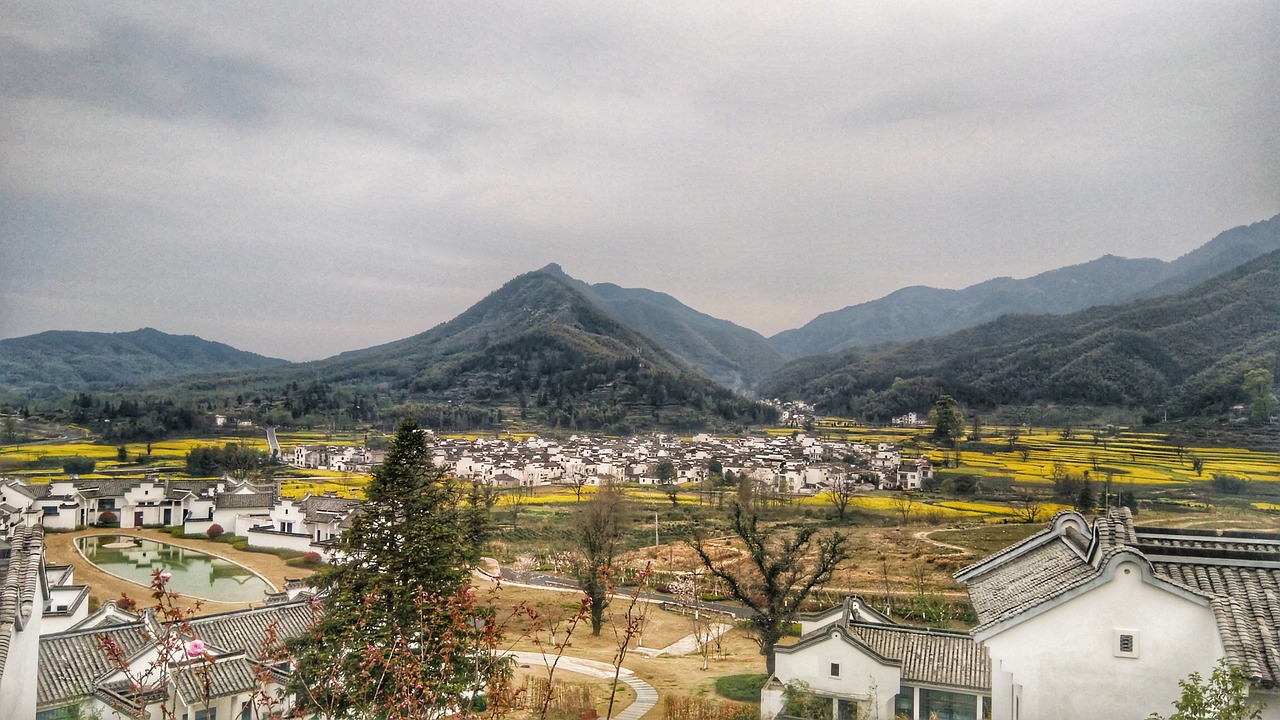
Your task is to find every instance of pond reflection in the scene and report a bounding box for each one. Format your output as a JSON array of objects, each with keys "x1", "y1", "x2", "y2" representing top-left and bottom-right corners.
[{"x1": 77, "y1": 535, "x2": 273, "y2": 603}]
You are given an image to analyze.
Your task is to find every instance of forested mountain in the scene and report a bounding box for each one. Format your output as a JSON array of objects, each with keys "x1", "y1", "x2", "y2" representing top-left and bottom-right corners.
[
  {"x1": 540, "y1": 263, "x2": 786, "y2": 391},
  {"x1": 771, "y1": 214, "x2": 1280, "y2": 357},
  {"x1": 759, "y1": 248, "x2": 1280, "y2": 420},
  {"x1": 172, "y1": 269, "x2": 775, "y2": 433},
  {"x1": 0, "y1": 328, "x2": 287, "y2": 395}
]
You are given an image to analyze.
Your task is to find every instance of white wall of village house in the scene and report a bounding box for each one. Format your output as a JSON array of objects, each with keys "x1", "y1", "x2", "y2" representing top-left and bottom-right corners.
[
  {"x1": 980, "y1": 558, "x2": 1222, "y2": 720},
  {"x1": 1, "y1": 597, "x2": 41, "y2": 720},
  {"x1": 763, "y1": 630, "x2": 901, "y2": 720}
]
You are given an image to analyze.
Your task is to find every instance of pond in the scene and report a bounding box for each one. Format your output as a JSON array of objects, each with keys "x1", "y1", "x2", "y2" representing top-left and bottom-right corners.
[{"x1": 77, "y1": 535, "x2": 275, "y2": 603}]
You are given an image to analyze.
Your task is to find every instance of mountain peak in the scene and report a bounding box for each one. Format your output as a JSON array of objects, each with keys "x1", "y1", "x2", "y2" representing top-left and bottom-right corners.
[{"x1": 536, "y1": 262, "x2": 568, "y2": 278}]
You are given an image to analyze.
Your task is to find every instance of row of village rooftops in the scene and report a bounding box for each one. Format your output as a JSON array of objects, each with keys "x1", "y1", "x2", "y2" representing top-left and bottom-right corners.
[
  {"x1": 0, "y1": 476, "x2": 359, "y2": 563},
  {"x1": 292, "y1": 431, "x2": 934, "y2": 493}
]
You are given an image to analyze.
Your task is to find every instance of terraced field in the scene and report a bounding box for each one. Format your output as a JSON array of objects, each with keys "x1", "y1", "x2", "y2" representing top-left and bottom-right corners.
[{"x1": 811, "y1": 422, "x2": 1280, "y2": 487}]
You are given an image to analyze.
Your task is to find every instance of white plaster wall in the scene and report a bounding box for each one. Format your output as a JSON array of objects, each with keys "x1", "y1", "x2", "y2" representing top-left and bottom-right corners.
[
  {"x1": 247, "y1": 528, "x2": 313, "y2": 553},
  {"x1": 772, "y1": 631, "x2": 901, "y2": 720},
  {"x1": 982, "y1": 560, "x2": 1223, "y2": 720},
  {"x1": 1248, "y1": 689, "x2": 1280, "y2": 720},
  {"x1": 40, "y1": 509, "x2": 77, "y2": 531},
  {"x1": 1, "y1": 604, "x2": 41, "y2": 720}
]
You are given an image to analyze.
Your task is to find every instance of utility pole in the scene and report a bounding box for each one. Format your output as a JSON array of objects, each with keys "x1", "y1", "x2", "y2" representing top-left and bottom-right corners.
[{"x1": 654, "y1": 510, "x2": 659, "y2": 547}]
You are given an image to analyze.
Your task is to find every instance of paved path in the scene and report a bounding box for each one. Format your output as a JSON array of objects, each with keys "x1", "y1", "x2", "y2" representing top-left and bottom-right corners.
[
  {"x1": 506, "y1": 651, "x2": 658, "y2": 720},
  {"x1": 264, "y1": 426, "x2": 281, "y2": 457},
  {"x1": 636, "y1": 623, "x2": 732, "y2": 658},
  {"x1": 912, "y1": 529, "x2": 972, "y2": 555}
]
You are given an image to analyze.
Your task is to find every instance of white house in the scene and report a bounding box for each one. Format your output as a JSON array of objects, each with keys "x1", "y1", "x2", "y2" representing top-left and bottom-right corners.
[
  {"x1": 40, "y1": 564, "x2": 88, "y2": 636},
  {"x1": 894, "y1": 459, "x2": 933, "y2": 491},
  {"x1": 762, "y1": 596, "x2": 991, "y2": 720},
  {"x1": 956, "y1": 508, "x2": 1280, "y2": 719},
  {"x1": 246, "y1": 494, "x2": 359, "y2": 557}
]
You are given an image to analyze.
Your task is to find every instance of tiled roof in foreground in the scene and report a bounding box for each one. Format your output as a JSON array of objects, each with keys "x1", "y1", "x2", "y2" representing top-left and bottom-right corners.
[
  {"x1": 38, "y1": 601, "x2": 315, "y2": 710},
  {"x1": 0, "y1": 525, "x2": 44, "y2": 686},
  {"x1": 851, "y1": 622, "x2": 990, "y2": 691},
  {"x1": 957, "y1": 508, "x2": 1280, "y2": 688}
]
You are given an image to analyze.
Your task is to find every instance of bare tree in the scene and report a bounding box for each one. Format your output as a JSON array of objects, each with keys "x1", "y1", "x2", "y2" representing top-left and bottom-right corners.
[
  {"x1": 575, "y1": 483, "x2": 628, "y2": 635},
  {"x1": 1013, "y1": 491, "x2": 1044, "y2": 524},
  {"x1": 568, "y1": 473, "x2": 590, "y2": 501},
  {"x1": 891, "y1": 492, "x2": 915, "y2": 526},
  {"x1": 689, "y1": 503, "x2": 849, "y2": 675},
  {"x1": 824, "y1": 473, "x2": 857, "y2": 520}
]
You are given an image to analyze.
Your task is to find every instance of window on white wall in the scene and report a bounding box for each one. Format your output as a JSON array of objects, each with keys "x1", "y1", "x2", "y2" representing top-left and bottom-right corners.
[
  {"x1": 1113, "y1": 629, "x2": 1140, "y2": 658},
  {"x1": 829, "y1": 662, "x2": 840, "y2": 677}
]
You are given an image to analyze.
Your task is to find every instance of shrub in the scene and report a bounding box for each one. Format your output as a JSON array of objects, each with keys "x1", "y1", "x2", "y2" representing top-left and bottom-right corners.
[
  {"x1": 302, "y1": 551, "x2": 322, "y2": 565},
  {"x1": 713, "y1": 674, "x2": 769, "y2": 703},
  {"x1": 206, "y1": 523, "x2": 225, "y2": 539},
  {"x1": 63, "y1": 456, "x2": 96, "y2": 475},
  {"x1": 97, "y1": 510, "x2": 118, "y2": 525},
  {"x1": 1211, "y1": 474, "x2": 1249, "y2": 495}
]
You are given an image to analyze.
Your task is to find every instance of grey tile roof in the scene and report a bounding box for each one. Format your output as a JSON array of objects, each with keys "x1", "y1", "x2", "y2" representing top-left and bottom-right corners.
[
  {"x1": 214, "y1": 492, "x2": 276, "y2": 509},
  {"x1": 959, "y1": 508, "x2": 1280, "y2": 688},
  {"x1": 5, "y1": 481, "x2": 48, "y2": 500},
  {"x1": 779, "y1": 621, "x2": 989, "y2": 692},
  {"x1": 0, "y1": 525, "x2": 44, "y2": 683},
  {"x1": 38, "y1": 601, "x2": 316, "y2": 709},
  {"x1": 301, "y1": 496, "x2": 360, "y2": 524},
  {"x1": 174, "y1": 654, "x2": 260, "y2": 704},
  {"x1": 851, "y1": 623, "x2": 990, "y2": 691},
  {"x1": 965, "y1": 539, "x2": 1096, "y2": 630}
]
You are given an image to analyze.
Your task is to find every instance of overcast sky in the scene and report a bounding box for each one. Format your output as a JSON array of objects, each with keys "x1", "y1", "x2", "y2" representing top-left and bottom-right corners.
[{"x1": 2, "y1": 2, "x2": 1277, "y2": 361}]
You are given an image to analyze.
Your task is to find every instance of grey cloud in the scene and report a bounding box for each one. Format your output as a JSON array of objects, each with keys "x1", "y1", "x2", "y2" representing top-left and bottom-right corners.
[
  {"x1": 1, "y1": 2, "x2": 1277, "y2": 360},
  {"x1": 0, "y1": 21, "x2": 293, "y2": 124}
]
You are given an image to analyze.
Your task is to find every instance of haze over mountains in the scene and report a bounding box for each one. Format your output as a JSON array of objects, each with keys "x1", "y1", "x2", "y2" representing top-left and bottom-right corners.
[
  {"x1": 0, "y1": 328, "x2": 286, "y2": 394},
  {"x1": 760, "y1": 247, "x2": 1280, "y2": 419},
  {"x1": 166, "y1": 268, "x2": 776, "y2": 431},
  {"x1": 770, "y1": 214, "x2": 1280, "y2": 356},
  {"x1": 3, "y1": 214, "x2": 1278, "y2": 426}
]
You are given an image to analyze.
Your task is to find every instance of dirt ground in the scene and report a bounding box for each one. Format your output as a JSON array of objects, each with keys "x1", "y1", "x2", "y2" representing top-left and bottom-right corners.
[
  {"x1": 45, "y1": 527, "x2": 315, "y2": 616},
  {"x1": 488, "y1": 578, "x2": 767, "y2": 719}
]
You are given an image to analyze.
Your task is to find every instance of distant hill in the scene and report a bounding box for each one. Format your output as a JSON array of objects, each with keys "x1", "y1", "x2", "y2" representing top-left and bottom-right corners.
[
  {"x1": 540, "y1": 264, "x2": 786, "y2": 391},
  {"x1": 0, "y1": 328, "x2": 288, "y2": 395},
  {"x1": 176, "y1": 270, "x2": 774, "y2": 432},
  {"x1": 771, "y1": 214, "x2": 1280, "y2": 357},
  {"x1": 759, "y1": 248, "x2": 1280, "y2": 420}
]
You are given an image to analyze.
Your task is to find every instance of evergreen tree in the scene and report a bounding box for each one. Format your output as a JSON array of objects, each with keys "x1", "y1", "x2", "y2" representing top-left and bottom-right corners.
[
  {"x1": 1076, "y1": 481, "x2": 1095, "y2": 513},
  {"x1": 1244, "y1": 368, "x2": 1277, "y2": 424},
  {"x1": 930, "y1": 395, "x2": 965, "y2": 444},
  {"x1": 293, "y1": 419, "x2": 488, "y2": 715}
]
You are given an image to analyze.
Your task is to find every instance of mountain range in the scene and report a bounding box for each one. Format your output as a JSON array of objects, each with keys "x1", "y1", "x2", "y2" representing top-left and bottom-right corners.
[
  {"x1": 770, "y1": 214, "x2": 1280, "y2": 356},
  {"x1": 759, "y1": 248, "x2": 1280, "y2": 419},
  {"x1": 0, "y1": 328, "x2": 286, "y2": 396},
  {"x1": 165, "y1": 269, "x2": 776, "y2": 432},
  {"x1": 3, "y1": 214, "x2": 1278, "y2": 427}
]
